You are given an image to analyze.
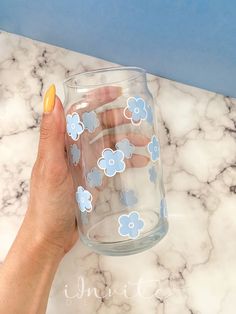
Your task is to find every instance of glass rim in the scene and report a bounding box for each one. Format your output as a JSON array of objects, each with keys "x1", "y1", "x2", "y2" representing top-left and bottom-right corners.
[{"x1": 63, "y1": 66, "x2": 146, "y2": 89}]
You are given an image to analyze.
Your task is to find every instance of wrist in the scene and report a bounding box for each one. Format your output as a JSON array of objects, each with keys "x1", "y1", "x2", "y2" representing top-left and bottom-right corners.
[{"x1": 18, "y1": 214, "x2": 64, "y2": 268}]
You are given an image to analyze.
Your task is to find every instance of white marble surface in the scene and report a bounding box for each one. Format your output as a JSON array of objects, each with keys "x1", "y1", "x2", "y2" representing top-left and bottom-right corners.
[{"x1": 0, "y1": 31, "x2": 236, "y2": 314}]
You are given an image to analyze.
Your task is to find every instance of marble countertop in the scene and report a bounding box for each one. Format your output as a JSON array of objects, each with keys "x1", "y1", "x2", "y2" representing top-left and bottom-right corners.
[{"x1": 0, "y1": 31, "x2": 236, "y2": 314}]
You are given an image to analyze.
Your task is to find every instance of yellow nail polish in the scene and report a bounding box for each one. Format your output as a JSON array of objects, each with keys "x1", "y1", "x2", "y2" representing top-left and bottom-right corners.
[{"x1": 43, "y1": 84, "x2": 56, "y2": 113}]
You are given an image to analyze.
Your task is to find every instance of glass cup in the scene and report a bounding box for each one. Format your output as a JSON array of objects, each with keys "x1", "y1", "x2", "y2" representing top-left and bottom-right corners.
[{"x1": 63, "y1": 66, "x2": 168, "y2": 256}]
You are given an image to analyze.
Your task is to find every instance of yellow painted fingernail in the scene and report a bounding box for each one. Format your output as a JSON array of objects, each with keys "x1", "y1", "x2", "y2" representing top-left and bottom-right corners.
[{"x1": 43, "y1": 84, "x2": 56, "y2": 113}]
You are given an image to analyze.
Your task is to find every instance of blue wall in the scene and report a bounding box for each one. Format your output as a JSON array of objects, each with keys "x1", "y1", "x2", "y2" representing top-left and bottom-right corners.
[{"x1": 1, "y1": 0, "x2": 236, "y2": 97}]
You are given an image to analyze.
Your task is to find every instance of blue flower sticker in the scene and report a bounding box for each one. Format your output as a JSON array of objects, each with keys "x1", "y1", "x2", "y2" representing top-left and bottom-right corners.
[
  {"x1": 118, "y1": 211, "x2": 144, "y2": 239},
  {"x1": 160, "y1": 199, "x2": 168, "y2": 219},
  {"x1": 149, "y1": 166, "x2": 157, "y2": 183},
  {"x1": 147, "y1": 135, "x2": 160, "y2": 162},
  {"x1": 145, "y1": 103, "x2": 154, "y2": 125},
  {"x1": 97, "y1": 148, "x2": 125, "y2": 177},
  {"x1": 120, "y1": 190, "x2": 138, "y2": 207},
  {"x1": 70, "y1": 144, "x2": 80, "y2": 166},
  {"x1": 66, "y1": 112, "x2": 84, "y2": 141},
  {"x1": 86, "y1": 167, "x2": 103, "y2": 188},
  {"x1": 76, "y1": 186, "x2": 93, "y2": 212},
  {"x1": 82, "y1": 111, "x2": 100, "y2": 133},
  {"x1": 124, "y1": 96, "x2": 147, "y2": 125},
  {"x1": 115, "y1": 138, "x2": 135, "y2": 159}
]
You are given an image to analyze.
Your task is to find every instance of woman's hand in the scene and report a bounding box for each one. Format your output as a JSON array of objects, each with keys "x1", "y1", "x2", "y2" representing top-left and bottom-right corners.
[
  {"x1": 0, "y1": 85, "x2": 77, "y2": 314},
  {"x1": 0, "y1": 84, "x2": 150, "y2": 314},
  {"x1": 25, "y1": 86, "x2": 78, "y2": 257}
]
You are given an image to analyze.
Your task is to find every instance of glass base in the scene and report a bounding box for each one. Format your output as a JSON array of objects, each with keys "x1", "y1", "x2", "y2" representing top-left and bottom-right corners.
[{"x1": 80, "y1": 217, "x2": 168, "y2": 256}]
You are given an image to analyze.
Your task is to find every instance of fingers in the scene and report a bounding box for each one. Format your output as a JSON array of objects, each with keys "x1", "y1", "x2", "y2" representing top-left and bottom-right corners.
[
  {"x1": 85, "y1": 86, "x2": 122, "y2": 110},
  {"x1": 125, "y1": 154, "x2": 149, "y2": 168},
  {"x1": 99, "y1": 108, "x2": 130, "y2": 129},
  {"x1": 67, "y1": 86, "x2": 122, "y2": 115},
  {"x1": 94, "y1": 132, "x2": 150, "y2": 148},
  {"x1": 38, "y1": 96, "x2": 66, "y2": 162}
]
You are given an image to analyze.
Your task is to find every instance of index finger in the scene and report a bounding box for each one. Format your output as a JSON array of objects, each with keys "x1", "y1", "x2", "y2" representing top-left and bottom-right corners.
[{"x1": 67, "y1": 86, "x2": 122, "y2": 114}]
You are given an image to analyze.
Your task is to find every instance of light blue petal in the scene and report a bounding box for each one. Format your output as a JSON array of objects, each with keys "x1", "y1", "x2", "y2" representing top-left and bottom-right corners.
[
  {"x1": 71, "y1": 130, "x2": 78, "y2": 141},
  {"x1": 128, "y1": 226, "x2": 139, "y2": 239},
  {"x1": 139, "y1": 109, "x2": 147, "y2": 119},
  {"x1": 113, "y1": 149, "x2": 124, "y2": 162},
  {"x1": 103, "y1": 149, "x2": 115, "y2": 161},
  {"x1": 137, "y1": 219, "x2": 144, "y2": 229},
  {"x1": 66, "y1": 123, "x2": 72, "y2": 134},
  {"x1": 119, "y1": 224, "x2": 129, "y2": 236},
  {"x1": 87, "y1": 168, "x2": 102, "y2": 188},
  {"x1": 115, "y1": 139, "x2": 135, "y2": 159},
  {"x1": 75, "y1": 123, "x2": 84, "y2": 135},
  {"x1": 153, "y1": 136, "x2": 158, "y2": 146},
  {"x1": 148, "y1": 142, "x2": 152, "y2": 153},
  {"x1": 120, "y1": 190, "x2": 138, "y2": 206},
  {"x1": 105, "y1": 164, "x2": 116, "y2": 177},
  {"x1": 97, "y1": 158, "x2": 107, "y2": 170},
  {"x1": 149, "y1": 166, "x2": 157, "y2": 183},
  {"x1": 129, "y1": 211, "x2": 139, "y2": 223},
  {"x1": 66, "y1": 115, "x2": 73, "y2": 124},
  {"x1": 127, "y1": 98, "x2": 137, "y2": 111},
  {"x1": 119, "y1": 215, "x2": 130, "y2": 226},
  {"x1": 76, "y1": 186, "x2": 92, "y2": 212},
  {"x1": 70, "y1": 146, "x2": 80, "y2": 165},
  {"x1": 115, "y1": 160, "x2": 125, "y2": 173},
  {"x1": 82, "y1": 111, "x2": 100, "y2": 133},
  {"x1": 131, "y1": 111, "x2": 141, "y2": 122},
  {"x1": 71, "y1": 114, "x2": 79, "y2": 124}
]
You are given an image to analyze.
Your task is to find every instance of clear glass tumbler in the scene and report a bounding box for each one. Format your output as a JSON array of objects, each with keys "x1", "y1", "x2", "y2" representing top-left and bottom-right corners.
[{"x1": 63, "y1": 66, "x2": 168, "y2": 256}]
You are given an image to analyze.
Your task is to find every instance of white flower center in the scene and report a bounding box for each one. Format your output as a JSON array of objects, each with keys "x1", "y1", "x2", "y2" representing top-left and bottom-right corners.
[
  {"x1": 108, "y1": 159, "x2": 115, "y2": 166},
  {"x1": 71, "y1": 123, "x2": 75, "y2": 129},
  {"x1": 128, "y1": 222, "x2": 134, "y2": 228},
  {"x1": 134, "y1": 107, "x2": 140, "y2": 114}
]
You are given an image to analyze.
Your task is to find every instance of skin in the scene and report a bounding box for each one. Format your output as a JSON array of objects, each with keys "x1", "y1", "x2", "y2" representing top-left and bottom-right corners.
[{"x1": 0, "y1": 86, "x2": 149, "y2": 314}]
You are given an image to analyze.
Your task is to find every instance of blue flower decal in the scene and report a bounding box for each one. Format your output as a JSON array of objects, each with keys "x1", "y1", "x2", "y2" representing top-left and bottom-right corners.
[
  {"x1": 115, "y1": 138, "x2": 135, "y2": 159},
  {"x1": 145, "y1": 103, "x2": 154, "y2": 125},
  {"x1": 118, "y1": 211, "x2": 144, "y2": 239},
  {"x1": 82, "y1": 111, "x2": 100, "y2": 133},
  {"x1": 97, "y1": 148, "x2": 125, "y2": 177},
  {"x1": 76, "y1": 186, "x2": 93, "y2": 212},
  {"x1": 66, "y1": 112, "x2": 84, "y2": 141},
  {"x1": 86, "y1": 167, "x2": 103, "y2": 188},
  {"x1": 124, "y1": 96, "x2": 147, "y2": 125},
  {"x1": 149, "y1": 166, "x2": 157, "y2": 183},
  {"x1": 120, "y1": 190, "x2": 138, "y2": 207},
  {"x1": 70, "y1": 144, "x2": 80, "y2": 166},
  {"x1": 147, "y1": 135, "x2": 160, "y2": 162},
  {"x1": 160, "y1": 199, "x2": 168, "y2": 219}
]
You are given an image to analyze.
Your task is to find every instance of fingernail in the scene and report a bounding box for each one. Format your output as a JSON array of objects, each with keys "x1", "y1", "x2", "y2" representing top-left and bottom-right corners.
[{"x1": 43, "y1": 84, "x2": 56, "y2": 113}]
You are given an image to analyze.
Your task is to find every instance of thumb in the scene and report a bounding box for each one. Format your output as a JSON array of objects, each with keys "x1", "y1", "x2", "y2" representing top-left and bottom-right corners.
[{"x1": 38, "y1": 85, "x2": 66, "y2": 161}]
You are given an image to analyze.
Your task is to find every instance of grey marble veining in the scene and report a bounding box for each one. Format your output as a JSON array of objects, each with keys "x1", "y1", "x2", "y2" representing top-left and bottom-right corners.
[{"x1": 0, "y1": 31, "x2": 236, "y2": 314}]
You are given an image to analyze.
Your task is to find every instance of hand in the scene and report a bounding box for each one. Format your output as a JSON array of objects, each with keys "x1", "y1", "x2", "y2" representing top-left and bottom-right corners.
[{"x1": 25, "y1": 92, "x2": 78, "y2": 257}]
